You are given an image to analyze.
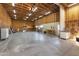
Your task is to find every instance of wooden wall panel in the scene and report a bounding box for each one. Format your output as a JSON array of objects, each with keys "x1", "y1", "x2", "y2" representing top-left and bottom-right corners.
[
  {"x1": 35, "y1": 12, "x2": 59, "y2": 25},
  {"x1": 65, "y1": 4, "x2": 79, "y2": 34},
  {"x1": 0, "y1": 4, "x2": 11, "y2": 28},
  {"x1": 66, "y1": 4, "x2": 79, "y2": 21},
  {"x1": 12, "y1": 20, "x2": 35, "y2": 31}
]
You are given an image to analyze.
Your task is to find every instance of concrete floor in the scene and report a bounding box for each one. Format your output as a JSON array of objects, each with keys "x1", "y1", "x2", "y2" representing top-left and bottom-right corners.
[{"x1": 0, "y1": 32, "x2": 79, "y2": 56}]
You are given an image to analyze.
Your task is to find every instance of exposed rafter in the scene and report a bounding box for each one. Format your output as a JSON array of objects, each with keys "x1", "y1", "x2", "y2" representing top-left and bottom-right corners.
[{"x1": 2, "y1": 3, "x2": 59, "y2": 22}]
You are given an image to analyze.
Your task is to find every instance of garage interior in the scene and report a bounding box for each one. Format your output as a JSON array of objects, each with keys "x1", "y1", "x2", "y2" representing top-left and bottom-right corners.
[{"x1": 0, "y1": 3, "x2": 79, "y2": 56}]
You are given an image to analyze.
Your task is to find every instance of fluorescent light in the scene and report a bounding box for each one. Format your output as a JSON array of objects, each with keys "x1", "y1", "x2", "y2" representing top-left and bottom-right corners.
[
  {"x1": 12, "y1": 3, "x2": 15, "y2": 6},
  {"x1": 45, "y1": 11, "x2": 51, "y2": 15},
  {"x1": 32, "y1": 7, "x2": 38, "y2": 12},
  {"x1": 28, "y1": 13, "x2": 32, "y2": 16},
  {"x1": 13, "y1": 10, "x2": 16, "y2": 13},
  {"x1": 26, "y1": 17, "x2": 29, "y2": 18},
  {"x1": 68, "y1": 3, "x2": 77, "y2": 7},
  {"x1": 39, "y1": 16, "x2": 43, "y2": 18}
]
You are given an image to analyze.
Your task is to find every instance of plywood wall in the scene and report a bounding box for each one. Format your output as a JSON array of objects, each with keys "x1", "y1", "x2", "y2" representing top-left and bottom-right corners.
[
  {"x1": 65, "y1": 4, "x2": 79, "y2": 33},
  {"x1": 35, "y1": 12, "x2": 59, "y2": 26},
  {"x1": 12, "y1": 20, "x2": 35, "y2": 31},
  {"x1": 0, "y1": 4, "x2": 11, "y2": 28}
]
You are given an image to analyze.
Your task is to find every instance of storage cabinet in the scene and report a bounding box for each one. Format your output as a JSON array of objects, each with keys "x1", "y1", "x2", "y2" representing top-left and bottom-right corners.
[
  {"x1": 0, "y1": 28, "x2": 9, "y2": 40},
  {"x1": 60, "y1": 31, "x2": 70, "y2": 39}
]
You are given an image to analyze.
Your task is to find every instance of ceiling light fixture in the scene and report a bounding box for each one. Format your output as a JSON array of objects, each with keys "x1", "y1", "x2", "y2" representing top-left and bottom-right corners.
[
  {"x1": 26, "y1": 17, "x2": 29, "y2": 18},
  {"x1": 28, "y1": 13, "x2": 32, "y2": 16},
  {"x1": 39, "y1": 16, "x2": 43, "y2": 18},
  {"x1": 45, "y1": 11, "x2": 51, "y2": 15},
  {"x1": 32, "y1": 7, "x2": 38, "y2": 12},
  {"x1": 68, "y1": 3, "x2": 77, "y2": 7},
  {"x1": 13, "y1": 10, "x2": 16, "y2": 13},
  {"x1": 12, "y1": 3, "x2": 15, "y2": 6}
]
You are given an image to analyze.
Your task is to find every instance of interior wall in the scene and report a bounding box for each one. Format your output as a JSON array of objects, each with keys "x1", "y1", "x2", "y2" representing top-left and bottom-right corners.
[
  {"x1": 39, "y1": 22, "x2": 60, "y2": 35},
  {"x1": 35, "y1": 12, "x2": 60, "y2": 35},
  {"x1": 12, "y1": 20, "x2": 35, "y2": 31},
  {"x1": 65, "y1": 4, "x2": 79, "y2": 34},
  {"x1": 42, "y1": 22, "x2": 59, "y2": 30},
  {"x1": 35, "y1": 12, "x2": 59, "y2": 26},
  {"x1": 0, "y1": 4, "x2": 11, "y2": 28}
]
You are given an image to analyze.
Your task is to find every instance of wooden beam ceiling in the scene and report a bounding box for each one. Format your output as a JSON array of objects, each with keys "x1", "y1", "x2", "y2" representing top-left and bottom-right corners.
[{"x1": 2, "y1": 3, "x2": 59, "y2": 22}]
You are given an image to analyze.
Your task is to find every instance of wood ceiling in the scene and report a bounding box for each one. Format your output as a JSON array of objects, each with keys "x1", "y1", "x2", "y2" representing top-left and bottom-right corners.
[
  {"x1": 60, "y1": 3, "x2": 77, "y2": 8},
  {"x1": 2, "y1": 3, "x2": 59, "y2": 22}
]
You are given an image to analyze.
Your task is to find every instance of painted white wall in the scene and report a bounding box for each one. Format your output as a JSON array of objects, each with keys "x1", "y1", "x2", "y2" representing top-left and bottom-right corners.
[{"x1": 37, "y1": 22, "x2": 60, "y2": 35}]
